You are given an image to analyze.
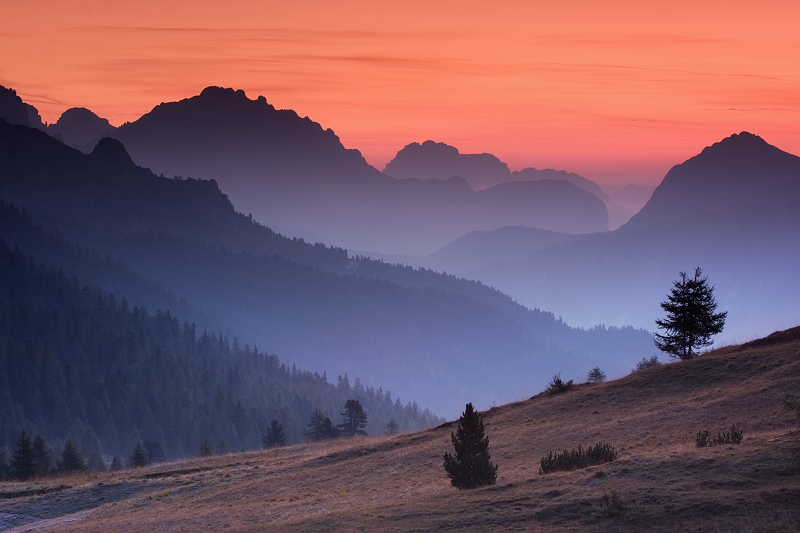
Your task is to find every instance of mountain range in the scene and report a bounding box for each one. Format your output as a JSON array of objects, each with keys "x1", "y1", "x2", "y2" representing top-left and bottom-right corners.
[
  {"x1": 0, "y1": 111, "x2": 653, "y2": 419},
  {"x1": 451, "y1": 132, "x2": 800, "y2": 342},
  {"x1": 8, "y1": 86, "x2": 615, "y2": 255},
  {"x1": 384, "y1": 140, "x2": 636, "y2": 229}
]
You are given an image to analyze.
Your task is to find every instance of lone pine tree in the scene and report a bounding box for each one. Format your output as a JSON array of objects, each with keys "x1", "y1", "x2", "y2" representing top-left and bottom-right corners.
[
  {"x1": 57, "y1": 439, "x2": 86, "y2": 473},
  {"x1": 10, "y1": 430, "x2": 37, "y2": 480},
  {"x1": 443, "y1": 403, "x2": 497, "y2": 489},
  {"x1": 129, "y1": 441, "x2": 149, "y2": 468},
  {"x1": 655, "y1": 267, "x2": 727, "y2": 360},
  {"x1": 263, "y1": 420, "x2": 287, "y2": 448},
  {"x1": 339, "y1": 399, "x2": 368, "y2": 437}
]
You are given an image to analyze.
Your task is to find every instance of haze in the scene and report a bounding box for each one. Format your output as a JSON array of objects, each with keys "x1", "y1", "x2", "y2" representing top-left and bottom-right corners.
[{"x1": 3, "y1": 0, "x2": 800, "y2": 185}]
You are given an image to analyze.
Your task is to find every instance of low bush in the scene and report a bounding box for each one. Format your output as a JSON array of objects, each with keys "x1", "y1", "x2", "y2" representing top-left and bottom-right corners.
[
  {"x1": 595, "y1": 486, "x2": 628, "y2": 518},
  {"x1": 695, "y1": 424, "x2": 743, "y2": 448},
  {"x1": 546, "y1": 373, "x2": 574, "y2": 394},
  {"x1": 540, "y1": 442, "x2": 618, "y2": 474},
  {"x1": 633, "y1": 356, "x2": 660, "y2": 372}
]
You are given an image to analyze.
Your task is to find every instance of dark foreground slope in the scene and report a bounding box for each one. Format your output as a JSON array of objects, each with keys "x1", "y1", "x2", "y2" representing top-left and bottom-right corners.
[
  {"x1": 2, "y1": 327, "x2": 798, "y2": 532},
  {"x1": 0, "y1": 119, "x2": 652, "y2": 416}
]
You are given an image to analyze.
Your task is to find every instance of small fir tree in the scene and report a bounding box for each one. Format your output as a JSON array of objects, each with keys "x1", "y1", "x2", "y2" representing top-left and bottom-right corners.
[
  {"x1": 587, "y1": 367, "x2": 606, "y2": 383},
  {"x1": 215, "y1": 439, "x2": 229, "y2": 455},
  {"x1": 144, "y1": 440, "x2": 166, "y2": 463},
  {"x1": 262, "y1": 420, "x2": 287, "y2": 448},
  {"x1": 57, "y1": 439, "x2": 87, "y2": 473},
  {"x1": 10, "y1": 430, "x2": 37, "y2": 480},
  {"x1": 0, "y1": 448, "x2": 8, "y2": 480},
  {"x1": 655, "y1": 267, "x2": 727, "y2": 360},
  {"x1": 129, "y1": 441, "x2": 149, "y2": 468},
  {"x1": 633, "y1": 356, "x2": 661, "y2": 372},
  {"x1": 339, "y1": 399, "x2": 368, "y2": 437},
  {"x1": 199, "y1": 438, "x2": 213, "y2": 457},
  {"x1": 32, "y1": 434, "x2": 52, "y2": 476},
  {"x1": 386, "y1": 419, "x2": 399, "y2": 436},
  {"x1": 443, "y1": 403, "x2": 498, "y2": 489},
  {"x1": 304, "y1": 410, "x2": 328, "y2": 442}
]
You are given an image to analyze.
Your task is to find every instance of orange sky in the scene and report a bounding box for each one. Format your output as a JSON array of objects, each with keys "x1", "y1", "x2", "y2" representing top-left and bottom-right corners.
[{"x1": 2, "y1": 0, "x2": 799, "y2": 184}]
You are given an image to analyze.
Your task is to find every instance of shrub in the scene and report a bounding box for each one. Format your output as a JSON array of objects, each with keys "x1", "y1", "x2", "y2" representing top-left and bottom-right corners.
[
  {"x1": 633, "y1": 356, "x2": 661, "y2": 372},
  {"x1": 595, "y1": 486, "x2": 628, "y2": 518},
  {"x1": 546, "y1": 373, "x2": 574, "y2": 394},
  {"x1": 540, "y1": 442, "x2": 618, "y2": 474},
  {"x1": 695, "y1": 424, "x2": 743, "y2": 448}
]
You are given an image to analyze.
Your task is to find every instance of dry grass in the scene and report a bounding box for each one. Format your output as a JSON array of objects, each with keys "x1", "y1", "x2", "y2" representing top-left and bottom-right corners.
[{"x1": 2, "y1": 327, "x2": 800, "y2": 532}]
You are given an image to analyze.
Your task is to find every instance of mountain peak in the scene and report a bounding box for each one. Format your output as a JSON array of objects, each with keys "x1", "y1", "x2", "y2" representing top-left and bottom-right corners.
[{"x1": 89, "y1": 137, "x2": 136, "y2": 171}]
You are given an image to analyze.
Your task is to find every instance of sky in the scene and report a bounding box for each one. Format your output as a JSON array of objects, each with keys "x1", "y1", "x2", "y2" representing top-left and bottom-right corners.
[{"x1": 2, "y1": 0, "x2": 799, "y2": 184}]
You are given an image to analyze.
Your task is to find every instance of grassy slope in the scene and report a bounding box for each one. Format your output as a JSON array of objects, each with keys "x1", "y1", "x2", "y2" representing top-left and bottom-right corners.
[{"x1": 2, "y1": 327, "x2": 799, "y2": 532}]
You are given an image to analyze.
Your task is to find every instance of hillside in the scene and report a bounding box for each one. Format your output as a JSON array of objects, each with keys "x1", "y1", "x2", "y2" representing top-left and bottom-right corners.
[{"x1": 2, "y1": 327, "x2": 798, "y2": 532}]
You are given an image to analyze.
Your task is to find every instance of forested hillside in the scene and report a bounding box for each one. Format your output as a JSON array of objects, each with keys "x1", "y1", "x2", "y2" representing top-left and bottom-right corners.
[{"x1": 0, "y1": 237, "x2": 438, "y2": 463}]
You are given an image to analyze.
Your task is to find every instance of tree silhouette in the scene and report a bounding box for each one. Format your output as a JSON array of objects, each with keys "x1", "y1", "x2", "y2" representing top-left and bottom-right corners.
[
  {"x1": 339, "y1": 400, "x2": 368, "y2": 437},
  {"x1": 263, "y1": 420, "x2": 287, "y2": 448},
  {"x1": 386, "y1": 419, "x2": 399, "y2": 435},
  {"x1": 587, "y1": 367, "x2": 606, "y2": 383},
  {"x1": 199, "y1": 438, "x2": 213, "y2": 457},
  {"x1": 32, "y1": 434, "x2": 52, "y2": 476},
  {"x1": 10, "y1": 430, "x2": 37, "y2": 480},
  {"x1": 129, "y1": 441, "x2": 148, "y2": 468},
  {"x1": 443, "y1": 403, "x2": 497, "y2": 489},
  {"x1": 655, "y1": 267, "x2": 727, "y2": 360},
  {"x1": 57, "y1": 439, "x2": 87, "y2": 473}
]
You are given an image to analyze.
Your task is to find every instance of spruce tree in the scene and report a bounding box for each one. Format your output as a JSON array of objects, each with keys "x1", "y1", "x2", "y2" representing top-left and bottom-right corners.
[
  {"x1": 262, "y1": 420, "x2": 287, "y2": 448},
  {"x1": 129, "y1": 441, "x2": 148, "y2": 468},
  {"x1": 443, "y1": 403, "x2": 497, "y2": 489},
  {"x1": 386, "y1": 419, "x2": 399, "y2": 436},
  {"x1": 57, "y1": 439, "x2": 86, "y2": 473},
  {"x1": 0, "y1": 448, "x2": 8, "y2": 480},
  {"x1": 32, "y1": 434, "x2": 52, "y2": 476},
  {"x1": 587, "y1": 367, "x2": 606, "y2": 383},
  {"x1": 304, "y1": 410, "x2": 327, "y2": 442},
  {"x1": 339, "y1": 399, "x2": 368, "y2": 437},
  {"x1": 10, "y1": 430, "x2": 37, "y2": 480},
  {"x1": 655, "y1": 267, "x2": 727, "y2": 360},
  {"x1": 199, "y1": 438, "x2": 213, "y2": 457}
]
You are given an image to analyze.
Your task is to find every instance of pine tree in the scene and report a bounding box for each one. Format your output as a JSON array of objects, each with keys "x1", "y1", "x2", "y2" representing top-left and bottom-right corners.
[
  {"x1": 339, "y1": 399, "x2": 368, "y2": 437},
  {"x1": 144, "y1": 440, "x2": 166, "y2": 463},
  {"x1": 655, "y1": 267, "x2": 727, "y2": 360},
  {"x1": 32, "y1": 434, "x2": 52, "y2": 476},
  {"x1": 443, "y1": 403, "x2": 497, "y2": 489},
  {"x1": 587, "y1": 367, "x2": 606, "y2": 383},
  {"x1": 57, "y1": 439, "x2": 86, "y2": 473},
  {"x1": 262, "y1": 420, "x2": 287, "y2": 448},
  {"x1": 199, "y1": 438, "x2": 213, "y2": 457},
  {"x1": 10, "y1": 430, "x2": 37, "y2": 480},
  {"x1": 129, "y1": 441, "x2": 148, "y2": 468},
  {"x1": 0, "y1": 448, "x2": 8, "y2": 480},
  {"x1": 386, "y1": 419, "x2": 399, "y2": 435},
  {"x1": 304, "y1": 410, "x2": 327, "y2": 442}
]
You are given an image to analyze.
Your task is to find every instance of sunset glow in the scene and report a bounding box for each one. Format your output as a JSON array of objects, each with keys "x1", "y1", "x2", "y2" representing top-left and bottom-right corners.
[{"x1": 3, "y1": 0, "x2": 799, "y2": 183}]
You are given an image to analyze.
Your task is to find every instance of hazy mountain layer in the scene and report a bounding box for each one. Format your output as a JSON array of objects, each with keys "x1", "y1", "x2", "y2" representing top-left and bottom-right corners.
[
  {"x1": 92, "y1": 87, "x2": 609, "y2": 254},
  {"x1": 385, "y1": 139, "x2": 633, "y2": 228},
  {"x1": 0, "y1": 118, "x2": 652, "y2": 416},
  {"x1": 464, "y1": 133, "x2": 800, "y2": 343}
]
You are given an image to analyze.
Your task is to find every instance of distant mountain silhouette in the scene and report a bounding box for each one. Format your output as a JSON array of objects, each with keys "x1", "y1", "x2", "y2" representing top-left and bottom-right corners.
[
  {"x1": 47, "y1": 107, "x2": 116, "y2": 150},
  {"x1": 384, "y1": 140, "x2": 511, "y2": 190},
  {"x1": 0, "y1": 117, "x2": 651, "y2": 415},
  {"x1": 84, "y1": 87, "x2": 610, "y2": 254},
  {"x1": 511, "y1": 167, "x2": 634, "y2": 229},
  {"x1": 467, "y1": 132, "x2": 800, "y2": 342},
  {"x1": 0, "y1": 85, "x2": 45, "y2": 131},
  {"x1": 385, "y1": 140, "x2": 634, "y2": 229}
]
